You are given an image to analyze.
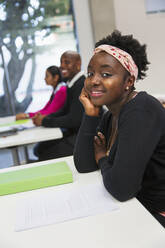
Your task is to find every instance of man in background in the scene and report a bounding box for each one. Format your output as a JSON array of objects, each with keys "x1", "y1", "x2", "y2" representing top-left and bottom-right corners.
[{"x1": 32, "y1": 51, "x2": 85, "y2": 161}]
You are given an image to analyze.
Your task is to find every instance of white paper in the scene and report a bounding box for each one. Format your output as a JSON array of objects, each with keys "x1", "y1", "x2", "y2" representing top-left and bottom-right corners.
[
  {"x1": 15, "y1": 183, "x2": 118, "y2": 231},
  {"x1": 0, "y1": 126, "x2": 15, "y2": 132}
]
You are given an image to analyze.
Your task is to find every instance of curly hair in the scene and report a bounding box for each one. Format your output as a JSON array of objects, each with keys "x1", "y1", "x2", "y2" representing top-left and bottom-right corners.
[{"x1": 95, "y1": 30, "x2": 150, "y2": 81}]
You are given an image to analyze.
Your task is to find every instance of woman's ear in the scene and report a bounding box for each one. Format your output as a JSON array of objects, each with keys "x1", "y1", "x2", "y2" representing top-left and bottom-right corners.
[
  {"x1": 54, "y1": 74, "x2": 59, "y2": 83},
  {"x1": 125, "y1": 75, "x2": 135, "y2": 91}
]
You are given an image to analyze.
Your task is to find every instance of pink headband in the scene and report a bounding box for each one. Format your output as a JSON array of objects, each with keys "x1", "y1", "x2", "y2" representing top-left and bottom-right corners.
[{"x1": 94, "y1": 44, "x2": 138, "y2": 80}]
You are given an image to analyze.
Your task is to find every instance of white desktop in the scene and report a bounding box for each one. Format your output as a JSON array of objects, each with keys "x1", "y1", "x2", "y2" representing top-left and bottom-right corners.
[{"x1": 0, "y1": 156, "x2": 164, "y2": 248}]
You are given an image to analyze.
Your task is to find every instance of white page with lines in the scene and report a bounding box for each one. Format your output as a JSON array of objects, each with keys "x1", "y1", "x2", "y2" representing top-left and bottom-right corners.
[{"x1": 15, "y1": 182, "x2": 119, "y2": 231}]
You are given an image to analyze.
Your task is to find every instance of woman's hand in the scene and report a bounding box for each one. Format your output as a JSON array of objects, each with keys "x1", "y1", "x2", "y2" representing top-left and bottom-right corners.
[
  {"x1": 32, "y1": 113, "x2": 45, "y2": 126},
  {"x1": 94, "y1": 132, "x2": 107, "y2": 163},
  {"x1": 79, "y1": 87, "x2": 100, "y2": 116},
  {"x1": 16, "y1": 113, "x2": 29, "y2": 120}
]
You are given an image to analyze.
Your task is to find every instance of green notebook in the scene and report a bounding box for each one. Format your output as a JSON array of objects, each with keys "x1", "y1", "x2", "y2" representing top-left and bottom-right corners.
[
  {"x1": 0, "y1": 161, "x2": 73, "y2": 196},
  {"x1": 0, "y1": 119, "x2": 29, "y2": 128}
]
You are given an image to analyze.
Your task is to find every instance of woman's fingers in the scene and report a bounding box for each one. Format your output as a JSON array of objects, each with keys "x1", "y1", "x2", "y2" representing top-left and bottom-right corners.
[
  {"x1": 94, "y1": 135, "x2": 102, "y2": 146},
  {"x1": 94, "y1": 132, "x2": 106, "y2": 147},
  {"x1": 79, "y1": 88, "x2": 89, "y2": 103},
  {"x1": 97, "y1": 132, "x2": 106, "y2": 145}
]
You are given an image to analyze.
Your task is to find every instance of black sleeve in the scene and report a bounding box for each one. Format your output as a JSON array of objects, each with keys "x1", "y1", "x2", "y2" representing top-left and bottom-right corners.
[
  {"x1": 99, "y1": 108, "x2": 161, "y2": 202},
  {"x1": 74, "y1": 114, "x2": 105, "y2": 173},
  {"x1": 42, "y1": 85, "x2": 84, "y2": 129}
]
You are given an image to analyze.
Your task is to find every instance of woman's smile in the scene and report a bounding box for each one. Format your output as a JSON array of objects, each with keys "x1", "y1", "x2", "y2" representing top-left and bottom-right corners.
[{"x1": 90, "y1": 89, "x2": 105, "y2": 98}]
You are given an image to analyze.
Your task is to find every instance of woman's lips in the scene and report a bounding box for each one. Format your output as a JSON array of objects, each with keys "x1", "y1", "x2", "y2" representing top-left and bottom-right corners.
[{"x1": 90, "y1": 90, "x2": 104, "y2": 97}]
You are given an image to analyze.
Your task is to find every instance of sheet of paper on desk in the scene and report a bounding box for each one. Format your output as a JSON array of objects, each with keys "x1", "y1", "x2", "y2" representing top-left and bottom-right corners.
[{"x1": 15, "y1": 182, "x2": 119, "y2": 231}]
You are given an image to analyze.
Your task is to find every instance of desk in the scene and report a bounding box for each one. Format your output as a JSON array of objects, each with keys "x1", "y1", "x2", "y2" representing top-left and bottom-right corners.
[
  {"x1": 0, "y1": 116, "x2": 62, "y2": 165},
  {"x1": 0, "y1": 156, "x2": 164, "y2": 248}
]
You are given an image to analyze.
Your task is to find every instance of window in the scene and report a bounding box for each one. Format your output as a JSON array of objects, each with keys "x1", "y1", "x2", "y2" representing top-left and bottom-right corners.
[
  {"x1": 0, "y1": 0, "x2": 77, "y2": 116},
  {"x1": 146, "y1": 0, "x2": 165, "y2": 14}
]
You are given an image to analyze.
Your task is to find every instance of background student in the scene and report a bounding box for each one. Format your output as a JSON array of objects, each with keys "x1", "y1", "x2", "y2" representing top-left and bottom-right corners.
[
  {"x1": 32, "y1": 51, "x2": 85, "y2": 161},
  {"x1": 74, "y1": 30, "x2": 165, "y2": 227},
  {"x1": 16, "y1": 65, "x2": 66, "y2": 120}
]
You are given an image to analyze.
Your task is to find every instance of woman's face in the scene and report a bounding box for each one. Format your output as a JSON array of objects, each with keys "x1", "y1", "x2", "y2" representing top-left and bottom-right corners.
[
  {"x1": 45, "y1": 70, "x2": 58, "y2": 87},
  {"x1": 85, "y1": 51, "x2": 129, "y2": 109}
]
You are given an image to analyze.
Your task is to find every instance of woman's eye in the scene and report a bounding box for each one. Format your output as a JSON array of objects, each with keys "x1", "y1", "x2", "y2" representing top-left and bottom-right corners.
[{"x1": 102, "y1": 73, "x2": 112, "y2": 77}]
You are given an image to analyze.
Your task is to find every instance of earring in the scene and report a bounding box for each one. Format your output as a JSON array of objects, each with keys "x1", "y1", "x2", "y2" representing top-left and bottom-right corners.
[{"x1": 126, "y1": 86, "x2": 129, "y2": 90}]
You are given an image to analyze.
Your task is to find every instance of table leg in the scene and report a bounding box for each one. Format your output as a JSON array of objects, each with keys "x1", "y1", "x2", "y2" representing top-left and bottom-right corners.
[
  {"x1": 23, "y1": 145, "x2": 29, "y2": 163},
  {"x1": 11, "y1": 147, "x2": 20, "y2": 165}
]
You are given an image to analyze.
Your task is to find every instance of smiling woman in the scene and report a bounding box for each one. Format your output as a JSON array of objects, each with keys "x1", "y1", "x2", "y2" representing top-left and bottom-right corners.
[
  {"x1": 15, "y1": 65, "x2": 67, "y2": 120},
  {"x1": 85, "y1": 52, "x2": 135, "y2": 109},
  {"x1": 74, "y1": 30, "x2": 165, "y2": 228}
]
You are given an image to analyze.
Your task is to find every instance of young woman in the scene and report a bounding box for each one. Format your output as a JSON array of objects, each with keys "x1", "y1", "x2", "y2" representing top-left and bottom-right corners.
[
  {"x1": 16, "y1": 66, "x2": 67, "y2": 120},
  {"x1": 74, "y1": 30, "x2": 165, "y2": 227}
]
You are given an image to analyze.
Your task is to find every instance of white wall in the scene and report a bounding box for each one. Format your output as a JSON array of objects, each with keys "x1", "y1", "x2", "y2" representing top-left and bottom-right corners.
[
  {"x1": 113, "y1": 0, "x2": 165, "y2": 97},
  {"x1": 89, "y1": 0, "x2": 116, "y2": 42},
  {"x1": 72, "y1": 0, "x2": 94, "y2": 72}
]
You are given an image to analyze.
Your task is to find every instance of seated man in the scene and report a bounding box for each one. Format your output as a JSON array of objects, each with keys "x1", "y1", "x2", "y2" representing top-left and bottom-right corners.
[{"x1": 33, "y1": 51, "x2": 85, "y2": 161}]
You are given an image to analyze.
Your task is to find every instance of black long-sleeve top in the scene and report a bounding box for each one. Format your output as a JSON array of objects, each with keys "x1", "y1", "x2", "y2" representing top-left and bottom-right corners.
[
  {"x1": 42, "y1": 75, "x2": 85, "y2": 135},
  {"x1": 74, "y1": 92, "x2": 165, "y2": 213}
]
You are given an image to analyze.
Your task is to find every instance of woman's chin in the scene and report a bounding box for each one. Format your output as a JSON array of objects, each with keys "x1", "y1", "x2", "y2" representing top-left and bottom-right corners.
[{"x1": 91, "y1": 99, "x2": 103, "y2": 107}]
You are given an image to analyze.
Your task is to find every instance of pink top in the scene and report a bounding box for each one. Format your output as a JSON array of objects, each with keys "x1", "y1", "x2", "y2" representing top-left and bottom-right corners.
[
  {"x1": 160, "y1": 212, "x2": 165, "y2": 217},
  {"x1": 29, "y1": 83, "x2": 67, "y2": 118}
]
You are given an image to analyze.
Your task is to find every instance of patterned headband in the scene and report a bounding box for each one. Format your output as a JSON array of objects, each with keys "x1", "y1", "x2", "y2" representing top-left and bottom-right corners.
[{"x1": 94, "y1": 44, "x2": 138, "y2": 80}]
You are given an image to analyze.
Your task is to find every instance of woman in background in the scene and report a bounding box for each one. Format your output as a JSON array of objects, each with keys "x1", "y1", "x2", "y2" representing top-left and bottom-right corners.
[
  {"x1": 16, "y1": 65, "x2": 67, "y2": 120},
  {"x1": 74, "y1": 30, "x2": 165, "y2": 227}
]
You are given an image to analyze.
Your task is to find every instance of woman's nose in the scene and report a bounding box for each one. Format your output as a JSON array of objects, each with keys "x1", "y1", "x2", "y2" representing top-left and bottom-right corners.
[{"x1": 90, "y1": 74, "x2": 100, "y2": 85}]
